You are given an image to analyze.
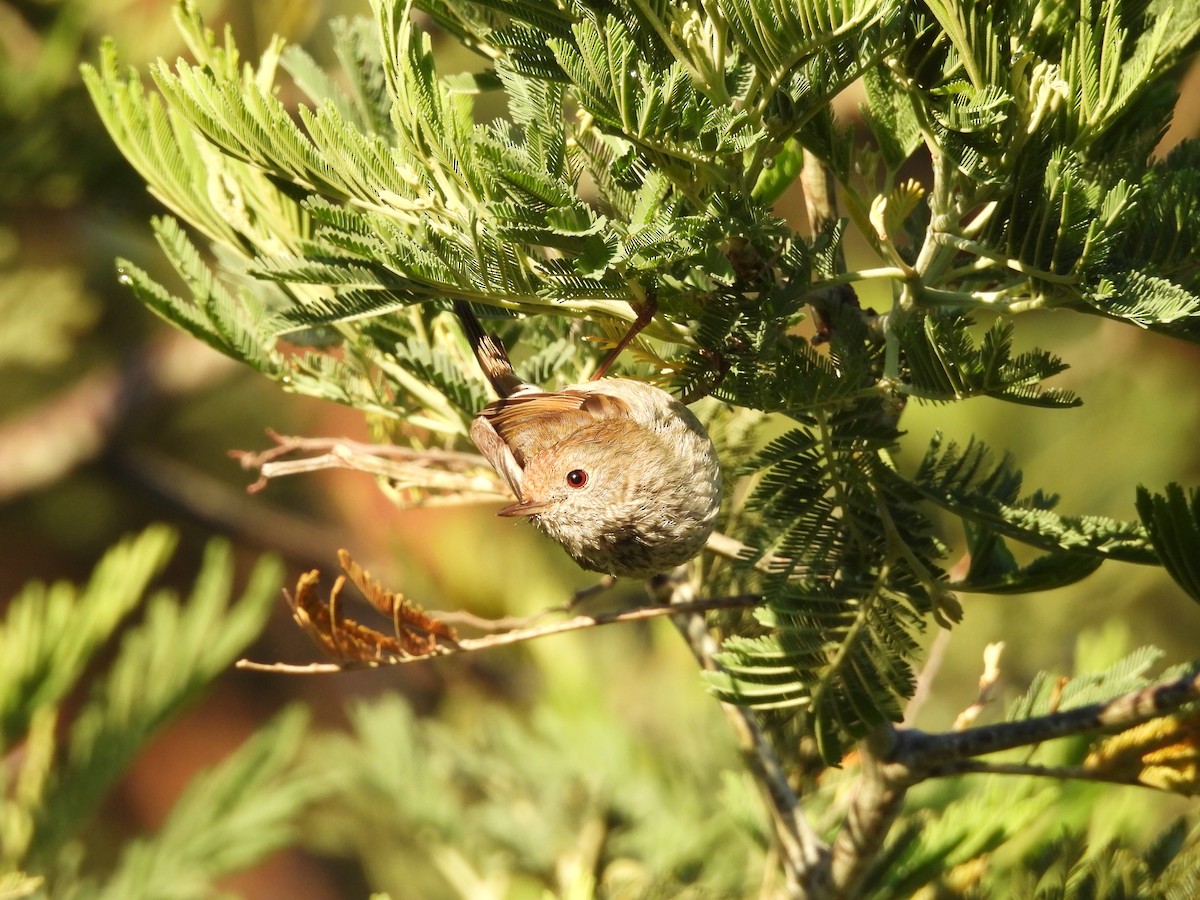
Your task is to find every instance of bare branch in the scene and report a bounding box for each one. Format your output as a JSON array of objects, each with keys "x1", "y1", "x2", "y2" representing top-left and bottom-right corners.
[
  {"x1": 896, "y1": 669, "x2": 1200, "y2": 769},
  {"x1": 704, "y1": 530, "x2": 810, "y2": 576},
  {"x1": 435, "y1": 576, "x2": 618, "y2": 632},
  {"x1": 922, "y1": 759, "x2": 1174, "y2": 791},
  {"x1": 829, "y1": 727, "x2": 909, "y2": 899},
  {"x1": 651, "y1": 572, "x2": 831, "y2": 899},
  {"x1": 828, "y1": 665, "x2": 1200, "y2": 897},
  {"x1": 231, "y1": 430, "x2": 508, "y2": 502},
  {"x1": 236, "y1": 593, "x2": 764, "y2": 674},
  {"x1": 901, "y1": 628, "x2": 951, "y2": 728}
]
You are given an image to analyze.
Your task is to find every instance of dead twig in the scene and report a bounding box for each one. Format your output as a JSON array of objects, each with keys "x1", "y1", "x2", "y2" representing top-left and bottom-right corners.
[
  {"x1": 238, "y1": 592, "x2": 763, "y2": 674},
  {"x1": 231, "y1": 430, "x2": 508, "y2": 503}
]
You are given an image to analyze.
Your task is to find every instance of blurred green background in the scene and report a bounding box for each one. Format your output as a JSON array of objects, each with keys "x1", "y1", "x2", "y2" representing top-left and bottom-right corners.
[{"x1": 3, "y1": 0, "x2": 1200, "y2": 894}]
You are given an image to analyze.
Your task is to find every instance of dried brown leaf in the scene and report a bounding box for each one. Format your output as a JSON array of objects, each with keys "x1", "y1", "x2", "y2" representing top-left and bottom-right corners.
[
  {"x1": 285, "y1": 569, "x2": 408, "y2": 663},
  {"x1": 336, "y1": 549, "x2": 459, "y2": 654},
  {"x1": 279, "y1": 554, "x2": 460, "y2": 664}
]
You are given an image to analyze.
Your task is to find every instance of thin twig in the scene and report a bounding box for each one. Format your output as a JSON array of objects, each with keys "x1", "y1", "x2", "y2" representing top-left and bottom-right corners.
[
  {"x1": 431, "y1": 607, "x2": 562, "y2": 633},
  {"x1": 231, "y1": 430, "x2": 507, "y2": 500},
  {"x1": 237, "y1": 430, "x2": 486, "y2": 469},
  {"x1": 829, "y1": 666, "x2": 1200, "y2": 897},
  {"x1": 652, "y1": 572, "x2": 831, "y2": 899},
  {"x1": 705, "y1": 529, "x2": 810, "y2": 576},
  {"x1": 922, "y1": 759, "x2": 1170, "y2": 791},
  {"x1": 434, "y1": 576, "x2": 618, "y2": 632},
  {"x1": 237, "y1": 594, "x2": 763, "y2": 673},
  {"x1": 901, "y1": 627, "x2": 952, "y2": 728}
]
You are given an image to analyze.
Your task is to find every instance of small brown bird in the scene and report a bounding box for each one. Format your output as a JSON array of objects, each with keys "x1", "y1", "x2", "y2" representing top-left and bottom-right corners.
[{"x1": 455, "y1": 302, "x2": 722, "y2": 578}]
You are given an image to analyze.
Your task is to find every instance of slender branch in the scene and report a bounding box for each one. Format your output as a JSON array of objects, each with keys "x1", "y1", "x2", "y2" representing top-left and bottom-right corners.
[
  {"x1": 236, "y1": 594, "x2": 763, "y2": 673},
  {"x1": 922, "y1": 759, "x2": 1170, "y2": 791},
  {"x1": 651, "y1": 572, "x2": 831, "y2": 899},
  {"x1": 895, "y1": 669, "x2": 1200, "y2": 769},
  {"x1": 231, "y1": 430, "x2": 507, "y2": 500},
  {"x1": 901, "y1": 628, "x2": 952, "y2": 728},
  {"x1": 436, "y1": 576, "x2": 618, "y2": 631},
  {"x1": 235, "y1": 430, "x2": 488, "y2": 471},
  {"x1": 828, "y1": 664, "x2": 1200, "y2": 898}
]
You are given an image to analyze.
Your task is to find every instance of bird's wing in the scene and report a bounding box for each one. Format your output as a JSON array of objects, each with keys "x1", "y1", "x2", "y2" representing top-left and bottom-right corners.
[
  {"x1": 469, "y1": 414, "x2": 525, "y2": 498},
  {"x1": 478, "y1": 389, "x2": 632, "y2": 466}
]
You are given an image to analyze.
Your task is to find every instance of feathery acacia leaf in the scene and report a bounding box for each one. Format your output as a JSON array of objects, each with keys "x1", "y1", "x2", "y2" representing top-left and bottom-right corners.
[
  {"x1": 1136, "y1": 483, "x2": 1200, "y2": 604},
  {"x1": 0, "y1": 528, "x2": 177, "y2": 748},
  {"x1": 902, "y1": 435, "x2": 1155, "y2": 563},
  {"x1": 896, "y1": 315, "x2": 1080, "y2": 407},
  {"x1": 95, "y1": 708, "x2": 316, "y2": 900},
  {"x1": 28, "y1": 540, "x2": 282, "y2": 864},
  {"x1": 2, "y1": 527, "x2": 291, "y2": 889},
  {"x1": 85, "y1": 0, "x2": 1200, "y2": 847}
]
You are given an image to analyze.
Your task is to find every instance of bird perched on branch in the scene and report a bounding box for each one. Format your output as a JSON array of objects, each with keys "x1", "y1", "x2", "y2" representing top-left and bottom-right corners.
[{"x1": 454, "y1": 301, "x2": 721, "y2": 579}]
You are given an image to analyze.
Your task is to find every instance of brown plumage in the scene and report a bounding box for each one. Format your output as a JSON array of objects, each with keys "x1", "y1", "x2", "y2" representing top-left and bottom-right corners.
[{"x1": 455, "y1": 302, "x2": 722, "y2": 578}]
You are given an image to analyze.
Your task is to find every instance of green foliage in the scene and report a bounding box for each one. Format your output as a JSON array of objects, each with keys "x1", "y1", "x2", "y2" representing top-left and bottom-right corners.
[
  {"x1": 860, "y1": 630, "x2": 1200, "y2": 897},
  {"x1": 903, "y1": 434, "x2": 1155, "y2": 564},
  {"x1": 0, "y1": 528, "x2": 319, "y2": 897},
  {"x1": 1136, "y1": 483, "x2": 1200, "y2": 604},
  {"x1": 81, "y1": 0, "x2": 1200, "y2": 891},
  {"x1": 871, "y1": 778, "x2": 1200, "y2": 898},
  {"x1": 864, "y1": 774, "x2": 1055, "y2": 899},
  {"x1": 93, "y1": 708, "x2": 313, "y2": 900},
  {"x1": 0, "y1": 527, "x2": 176, "y2": 747},
  {"x1": 304, "y1": 693, "x2": 762, "y2": 898},
  {"x1": 1003, "y1": 819, "x2": 1200, "y2": 899}
]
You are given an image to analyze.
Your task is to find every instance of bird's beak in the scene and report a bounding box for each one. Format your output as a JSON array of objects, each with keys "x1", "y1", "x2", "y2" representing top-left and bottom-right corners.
[{"x1": 497, "y1": 498, "x2": 547, "y2": 517}]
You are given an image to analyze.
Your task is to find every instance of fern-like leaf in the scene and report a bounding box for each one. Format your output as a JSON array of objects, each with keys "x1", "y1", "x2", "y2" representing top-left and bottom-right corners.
[
  {"x1": 27, "y1": 539, "x2": 282, "y2": 865},
  {"x1": 0, "y1": 527, "x2": 177, "y2": 748},
  {"x1": 94, "y1": 708, "x2": 315, "y2": 900},
  {"x1": 901, "y1": 434, "x2": 1155, "y2": 563},
  {"x1": 1136, "y1": 483, "x2": 1200, "y2": 604}
]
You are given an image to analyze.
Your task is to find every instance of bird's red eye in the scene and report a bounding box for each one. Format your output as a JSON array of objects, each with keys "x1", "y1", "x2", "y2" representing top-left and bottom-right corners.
[{"x1": 566, "y1": 469, "x2": 588, "y2": 488}]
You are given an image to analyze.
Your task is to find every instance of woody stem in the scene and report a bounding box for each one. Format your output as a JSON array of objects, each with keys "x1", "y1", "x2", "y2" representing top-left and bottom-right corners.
[{"x1": 592, "y1": 298, "x2": 659, "y2": 379}]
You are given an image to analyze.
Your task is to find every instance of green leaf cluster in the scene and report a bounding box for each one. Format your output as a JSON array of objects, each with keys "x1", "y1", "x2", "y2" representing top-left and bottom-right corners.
[
  {"x1": 863, "y1": 628, "x2": 1200, "y2": 897},
  {"x1": 83, "y1": 0, "x2": 1200, "y2": 797},
  {"x1": 0, "y1": 527, "x2": 320, "y2": 898},
  {"x1": 302, "y1": 694, "x2": 763, "y2": 898},
  {"x1": 863, "y1": 0, "x2": 1200, "y2": 337}
]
